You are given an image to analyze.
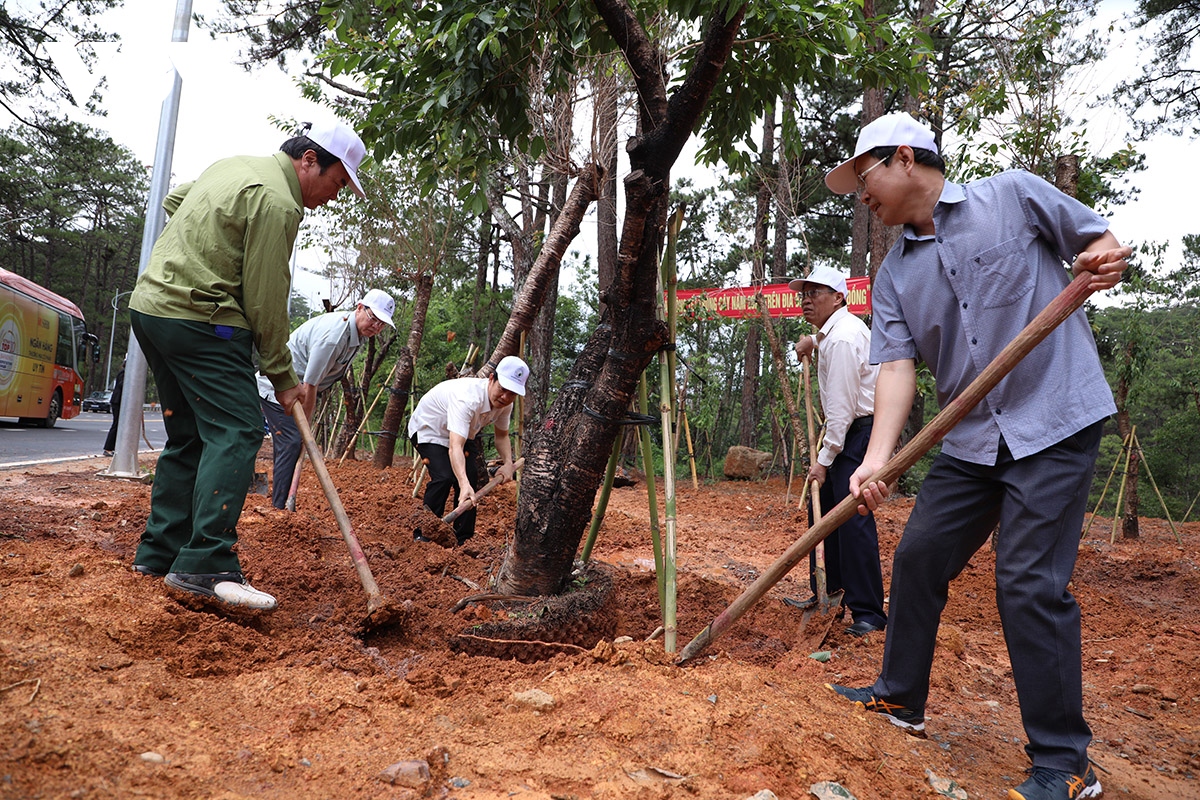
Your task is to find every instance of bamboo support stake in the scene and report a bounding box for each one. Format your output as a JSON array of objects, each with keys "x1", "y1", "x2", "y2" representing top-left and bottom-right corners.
[
  {"x1": 678, "y1": 271, "x2": 1103, "y2": 664},
  {"x1": 1132, "y1": 431, "x2": 1181, "y2": 543},
  {"x1": 681, "y1": 409, "x2": 699, "y2": 489},
  {"x1": 582, "y1": 434, "x2": 623, "y2": 563},
  {"x1": 638, "y1": 374, "x2": 665, "y2": 606},
  {"x1": 1111, "y1": 429, "x2": 1134, "y2": 544},
  {"x1": 340, "y1": 359, "x2": 401, "y2": 465},
  {"x1": 1083, "y1": 429, "x2": 1128, "y2": 539}
]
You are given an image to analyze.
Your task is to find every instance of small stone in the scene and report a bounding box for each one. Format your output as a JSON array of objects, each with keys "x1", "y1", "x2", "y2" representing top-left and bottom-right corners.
[
  {"x1": 449, "y1": 777, "x2": 471, "y2": 788},
  {"x1": 1132, "y1": 684, "x2": 1157, "y2": 695},
  {"x1": 68, "y1": 563, "x2": 84, "y2": 578},
  {"x1": 513, "y1": 688, "x2": 555, "y2": 711},
  {"x1": 809, "y1": 781, "x2": 857, "y2": 799},
  {"x1": 139, "y1": 752, "x2": 166, "y2": 764},
  {"x1": 746, "y1": 791, "x2": 778, "y2": 800},
  {"x1": 707, "y1": 694, "x2": 718, "y2": 704},
  {"x1": 379, "y1": 760, "x2": 430, "y2": 788}
]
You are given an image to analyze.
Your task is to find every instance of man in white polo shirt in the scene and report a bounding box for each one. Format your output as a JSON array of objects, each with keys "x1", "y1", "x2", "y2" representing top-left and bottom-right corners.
[
  {"x1": 408, "y1": 356, "x2": 528, "y2": 545},
  {"x1": 791, "y1": 266, "x2": 886, "y2": 637}
]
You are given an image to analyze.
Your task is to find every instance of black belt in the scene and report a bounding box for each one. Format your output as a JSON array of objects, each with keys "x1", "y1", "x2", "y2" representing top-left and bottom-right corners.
[{"x1": 848, "y1": 415, "x2": 874, "y2": 433}]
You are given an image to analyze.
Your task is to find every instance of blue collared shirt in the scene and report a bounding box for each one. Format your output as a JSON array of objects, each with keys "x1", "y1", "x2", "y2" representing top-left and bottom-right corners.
[{"x1": 871, "y1": 169, "x2": 1116, "y2": 465}]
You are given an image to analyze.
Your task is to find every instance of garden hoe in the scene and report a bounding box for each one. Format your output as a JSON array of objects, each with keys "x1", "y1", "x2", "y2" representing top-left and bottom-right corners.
[
  {"x1": 678, "y1": 269, "x2": 1112, "y2": 664},
  {"x1": 796, "y1": 353, "x2": 845, "y2": 650},
  {"x1": 291, "y1": 401, "x2": 402, "y2": 630},
  {"x1": 412, "y1": 457, "x2": 525, "y2": 546}
]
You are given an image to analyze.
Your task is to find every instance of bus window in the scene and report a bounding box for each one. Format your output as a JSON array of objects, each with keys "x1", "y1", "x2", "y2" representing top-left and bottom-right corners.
[{"x1": 55, "y1": 311, "x2": 75, "y2": 370}]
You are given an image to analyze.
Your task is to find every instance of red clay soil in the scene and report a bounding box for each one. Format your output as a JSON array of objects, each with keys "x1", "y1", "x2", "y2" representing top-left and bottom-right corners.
[{"x1": 0, "y1": 451, "x2": 1196, "y2": 800}]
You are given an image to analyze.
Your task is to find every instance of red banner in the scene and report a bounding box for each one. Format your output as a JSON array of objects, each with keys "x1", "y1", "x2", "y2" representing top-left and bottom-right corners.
[{"x1": 676, "y1": 278, "x2": 871, "y2": 319}]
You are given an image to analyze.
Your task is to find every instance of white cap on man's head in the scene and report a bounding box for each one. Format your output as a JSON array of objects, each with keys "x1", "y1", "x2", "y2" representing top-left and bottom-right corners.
[
  {"x1": 305, "y1": 120, "x2": 368, "y2": 198},
  {"x1": 825, "y1": 112, "x2": 938, "y2": 195},
  {"x1": 359, "y1": 288, "x2": 395, "y2": 327},
  {"x1": 788, "y1": 265, "x2": 848, "y2": 296},
  {"x1": 495, "y1": 355, "x2": 529, "y2": 396}
]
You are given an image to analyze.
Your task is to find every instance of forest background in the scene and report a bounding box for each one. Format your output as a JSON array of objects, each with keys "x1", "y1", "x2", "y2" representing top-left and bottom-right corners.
[{"x1": 1, "y1": 0, "x2": 1198, "y2": 542}]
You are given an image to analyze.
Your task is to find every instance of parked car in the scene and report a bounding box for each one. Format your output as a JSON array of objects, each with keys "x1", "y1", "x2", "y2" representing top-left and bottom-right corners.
[{"x1": 81, "y1": 391, "x2": 113, "y2": 413}]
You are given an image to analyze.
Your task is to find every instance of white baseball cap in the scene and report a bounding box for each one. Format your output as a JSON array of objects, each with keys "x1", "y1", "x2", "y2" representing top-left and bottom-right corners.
[
  {"x1": 788, "y1": 266, "x2": 848, "y2": 296},
  {"x1": 359, "y1": 288, "x2": 395, "y2": 327},
  {"x1": 305, "y1": 120, "x2": 368, "y2": 198},
  {"x1": 495, "y1": 355, "x2": 529, "y2": 396},
  {"x1": 825, "y1": 112, "x2": 938, "y2": 195}
]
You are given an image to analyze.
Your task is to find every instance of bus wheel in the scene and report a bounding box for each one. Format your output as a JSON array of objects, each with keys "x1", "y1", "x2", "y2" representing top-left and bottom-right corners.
[{"x1": 35, "y1": 391, "x2": 62, "y2": 429}]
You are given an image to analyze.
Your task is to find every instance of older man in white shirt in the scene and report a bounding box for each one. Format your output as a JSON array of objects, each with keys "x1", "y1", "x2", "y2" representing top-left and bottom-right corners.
[
  {"x1": 791, "y1": 266, "x2": 887, "y2": 637},
  {"x1": 258, "y1": 289, "x2": 395, "y2": 509}
]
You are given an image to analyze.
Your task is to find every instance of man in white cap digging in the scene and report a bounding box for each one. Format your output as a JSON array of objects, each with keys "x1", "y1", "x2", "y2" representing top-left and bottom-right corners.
[
  {"x1": 129, "y1": 119, "x2": 369, "y2": 612},
  {"x1": 789, "y1": 265, "x2": 887, "y2": 638},
  {"x1": 821, "y1": 111, "x2": 1129, "y2": 800},
  {"x1": 408, "y1": 356, "x2": 528, "y2": 545},
  {"x1": 257, "y1": 288, "x2": 396, "y2": 510}
]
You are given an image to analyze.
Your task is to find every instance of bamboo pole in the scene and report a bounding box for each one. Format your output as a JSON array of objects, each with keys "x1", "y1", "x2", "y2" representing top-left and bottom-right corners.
[
  {"x1": 582, "y1": 434, "x2": 623, "y2": 563},
  {"x1": 1184, "y1": 484, "x2": 1200, "y2": 524},
  {"x1": 1082, "y1": 429, "x2": 1127, "y2": 539},
  {"x1": 339, "y1": 359, "x2": 401, "y2": 465},
  {"x1": 1132, "y1": 430, "x2": 1181, "y2": 543},
  {"x1": 786, "y1": 371, "x2": 804, "y2": 504},
  {"x1": 678, "y1": 271, "x2": 1103, "y2": 664},
  {"x1": 681, "y1": 409, "x2": 699, "y2": 489},
  {"x1": 638, "y1": 374, "x2": 665, "y2": 606},
  {"x1": 1111, "y1": 428, "x2": 1134, "y2": 544},
  {"x1": 658, "y1": 207, "x2": 684, "y2": 652}
]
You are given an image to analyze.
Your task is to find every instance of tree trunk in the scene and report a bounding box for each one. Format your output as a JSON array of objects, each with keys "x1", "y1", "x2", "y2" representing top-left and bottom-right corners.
[
  {"x1": 373, "y1": 272, "x2": 434, "y2": 468},
  {"x1": 737, "y1": 102, "x2": 774, "y2": 447},
  {"x1": 1115, "y1": 350, "x2": 1140, "y2": 540},
  {"x1": 494, "y1": 1, "x2": 747, "y2": 596}
]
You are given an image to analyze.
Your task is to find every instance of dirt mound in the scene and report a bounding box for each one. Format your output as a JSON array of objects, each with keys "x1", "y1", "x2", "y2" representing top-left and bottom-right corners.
[{"x1": 0, "y1": 455, "x2": 1195, "y2": 799}]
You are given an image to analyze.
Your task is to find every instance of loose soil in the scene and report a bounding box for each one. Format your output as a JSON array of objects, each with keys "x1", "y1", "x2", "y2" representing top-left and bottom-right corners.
[{"x1": 1, "y1": 450, "x2": 1196, "y2": 800}]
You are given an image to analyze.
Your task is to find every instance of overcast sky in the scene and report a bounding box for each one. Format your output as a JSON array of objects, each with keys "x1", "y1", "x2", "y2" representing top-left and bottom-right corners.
[{"x1": 23, "y1": 0, "x2": 1200, "y2": 306}]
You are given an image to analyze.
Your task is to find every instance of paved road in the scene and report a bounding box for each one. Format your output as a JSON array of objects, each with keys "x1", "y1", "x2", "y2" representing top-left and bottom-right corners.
[{"x1": 0, "y1": 410, "x2": 167, "y2": 468}]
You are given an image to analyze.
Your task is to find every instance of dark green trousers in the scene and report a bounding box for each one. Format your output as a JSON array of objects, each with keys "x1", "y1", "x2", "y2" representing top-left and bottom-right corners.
[{"x1": 131, "y1": 311, "x2": 264, "y2": 574}]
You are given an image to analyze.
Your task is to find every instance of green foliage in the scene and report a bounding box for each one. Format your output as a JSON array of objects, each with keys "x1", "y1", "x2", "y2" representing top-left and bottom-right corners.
[
  {"x1": 1115, "y1": 0, "x2": 1200, "y2": 138},
  {"x1": 0, "y1": 0, "x2": 122, "y2": 123},
  {"x1": 1091, "y1": 302, "x2": 1200, "y2": 520},
  {"x1": 0, "y1": 116, "x2": 148, "y2": 392}
]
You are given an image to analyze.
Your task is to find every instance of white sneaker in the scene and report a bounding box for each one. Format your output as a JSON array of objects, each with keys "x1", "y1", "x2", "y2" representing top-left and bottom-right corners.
[{"x1": 165, "y1": 571, "x2": 278, "y2": 612}]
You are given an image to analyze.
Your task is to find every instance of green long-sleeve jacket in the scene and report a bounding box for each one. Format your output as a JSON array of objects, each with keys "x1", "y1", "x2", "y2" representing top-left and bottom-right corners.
[{"x1": 130, "y1": 151, "x2": 302, "y2": 393}]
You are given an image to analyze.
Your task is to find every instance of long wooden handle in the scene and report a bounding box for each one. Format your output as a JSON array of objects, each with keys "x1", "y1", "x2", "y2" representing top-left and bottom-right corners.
[
  {"x1": 443, "y1": 457, "x2": 525, "y2": 525},
  {"x1": 678, "y1": 272, "x2": 1098, "y2": 664},
  {"x1": 292, "y1": 401, "x2": 385, "y2": 611}
]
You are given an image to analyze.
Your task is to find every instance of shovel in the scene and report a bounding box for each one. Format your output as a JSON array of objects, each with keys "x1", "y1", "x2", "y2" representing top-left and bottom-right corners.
[
  {"x1": 678, "y1": 270, "x2": 1107, "y2": 664},
  {"x1": 291, "y1": 400, "x2": 397, "y2": 626}
]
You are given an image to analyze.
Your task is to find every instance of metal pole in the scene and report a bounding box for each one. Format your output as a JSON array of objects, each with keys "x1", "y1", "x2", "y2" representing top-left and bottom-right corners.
[
  {"x1": 104, "y1": 0, "x2": 193, "y2": 478},
  {"x1": 106, "y1": 290, "x2": 132, "y2": 390},
  {"x1": 106, "y1": 291, "x2": 118, "y2": 389}
]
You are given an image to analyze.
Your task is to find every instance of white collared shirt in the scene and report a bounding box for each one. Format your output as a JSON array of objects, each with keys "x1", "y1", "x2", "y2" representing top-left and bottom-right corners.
[
  {"x1": 408, "y1": 377, "x2": 513, "y2": 448},
  {"x1": 257, "y1": 311, "x2": 362, "y2": 404},
  {"x1": 815, "y1": 306, "x2": 878, "y2": 467}
]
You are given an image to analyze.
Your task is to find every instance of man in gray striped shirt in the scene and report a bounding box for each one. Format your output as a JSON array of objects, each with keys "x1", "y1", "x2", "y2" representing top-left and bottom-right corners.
[{"x1": 823, "y1": 113, "x2": 1129, "y2": 800}]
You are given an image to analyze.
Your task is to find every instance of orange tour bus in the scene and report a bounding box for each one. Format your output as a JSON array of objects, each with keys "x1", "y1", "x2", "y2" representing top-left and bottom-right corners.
[{"x1": 0, "y1": 267, "x2": 99, "y2": 427}]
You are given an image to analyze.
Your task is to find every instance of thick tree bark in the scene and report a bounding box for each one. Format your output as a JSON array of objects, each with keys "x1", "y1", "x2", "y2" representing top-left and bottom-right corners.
[
  {"x1": 495, "y1": 1, "x2": 747, "y2": 596},
  {"x1": 373, "y1": 272, "x2": 434, "y2": 468}
]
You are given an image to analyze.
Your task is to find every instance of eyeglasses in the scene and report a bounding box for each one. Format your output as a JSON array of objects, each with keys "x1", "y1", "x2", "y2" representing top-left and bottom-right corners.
[
  {"x1": 797, "y1": 289, "x2": 834, "y2": 299},
  {"x1": 855, "y1": 157, "x2": 889, "y2": 195}
]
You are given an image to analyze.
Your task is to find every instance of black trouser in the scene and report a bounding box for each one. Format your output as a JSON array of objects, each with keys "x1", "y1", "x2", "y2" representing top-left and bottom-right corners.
[
  {"x1": 875, "y1": 421, "x2": 1102, "y2": 773},
  {"x1": 413, "y1": 434, "x2": 482, "y2": 544},
  {"x1": 806, "y1": 415, "x2": 887, "y2": 627},
  {"x1": 260, "y1": 398, "x2": 304, "y2": 510}
]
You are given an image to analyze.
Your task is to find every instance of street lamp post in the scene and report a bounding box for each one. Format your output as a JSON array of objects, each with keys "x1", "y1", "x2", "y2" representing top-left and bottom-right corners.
[{"x1": 106, "y1": 290, "x2": 134, "y2": 389}]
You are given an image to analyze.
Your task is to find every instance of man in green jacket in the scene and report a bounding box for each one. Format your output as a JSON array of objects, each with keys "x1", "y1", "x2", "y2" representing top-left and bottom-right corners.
[{"x1": 129, "y1": 121, "x2": 367, "y2": 612}]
